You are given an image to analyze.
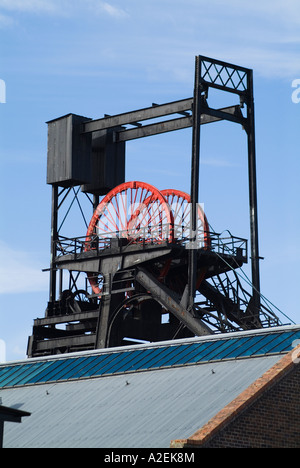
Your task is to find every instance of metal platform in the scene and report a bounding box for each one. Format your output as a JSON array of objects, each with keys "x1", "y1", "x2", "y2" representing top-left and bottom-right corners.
[{"x1": 27, "y1": 227, "x2": 279, "y2": 358}]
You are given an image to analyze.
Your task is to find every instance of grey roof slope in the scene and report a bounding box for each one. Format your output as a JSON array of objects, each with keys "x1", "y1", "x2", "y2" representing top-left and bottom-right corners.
[{"x1": 1, "y1": 325, "x2": 300, "y2": 448}]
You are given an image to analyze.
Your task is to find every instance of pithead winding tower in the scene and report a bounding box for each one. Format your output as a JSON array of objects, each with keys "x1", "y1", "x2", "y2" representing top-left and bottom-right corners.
[{"x1": 27, "y1": 56, "x2": 282, "y2": 358}]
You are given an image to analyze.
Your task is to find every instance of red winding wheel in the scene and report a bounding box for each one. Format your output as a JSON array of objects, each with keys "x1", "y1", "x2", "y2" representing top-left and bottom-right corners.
[
  {"x1": 160, "y1": 189, "x2": 210, "y2": 288},
  {"x1": 85, "y1": 182, "x2": 210, "y2": 296},
  {"x1": 160, "y1": 189, "x2": 210, "y2": 248},
  {"x1": 85, "y1": 181, "x2": 174, "y2": 295},
  {"x1": 86, "y1": 181, "x2": 173, "y2": 244}
]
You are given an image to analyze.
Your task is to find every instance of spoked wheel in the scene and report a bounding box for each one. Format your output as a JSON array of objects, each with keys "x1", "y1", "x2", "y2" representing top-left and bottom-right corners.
[
  {"x1": 86, "y1": 181, "x2": 174, "y2": 244},
  {"x1": 65, "y1": 290, "x2": 96, "y2": 314},
  {"x1": 106, "y1": 293, "x2": 194, "y2": 347},
  {"x1": 159, "y1": 189, "x2": 210, "y2": 290},
  {"x1": 85, "y1": 181, "x2": 174, "y2": 296},
  {"x1": 71, "y1": 290, "x2": 93, "y2": 302},
  {"x1": 160, "y1": 189, "x2": 210, "y2": 248},
  {"x1": 139, "y1": 188, "x2": 210, "y2": 283}
]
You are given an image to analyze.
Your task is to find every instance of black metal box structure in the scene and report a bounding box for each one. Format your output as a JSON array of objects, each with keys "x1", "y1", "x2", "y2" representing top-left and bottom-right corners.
[
  {"x1": 46, "y1": 114, "x2": 125, "y2": 194},
  {"x1": 46, "y1": 114, "x2": 92, "y2": 187},
  {"x1": 81, "y1": 129, "x2": 125, "y2": 196}
]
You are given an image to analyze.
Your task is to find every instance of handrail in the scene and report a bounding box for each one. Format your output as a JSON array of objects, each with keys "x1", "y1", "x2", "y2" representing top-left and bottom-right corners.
[{"x1": 55, "y1": 225, "x2": 247, "y2": 261}]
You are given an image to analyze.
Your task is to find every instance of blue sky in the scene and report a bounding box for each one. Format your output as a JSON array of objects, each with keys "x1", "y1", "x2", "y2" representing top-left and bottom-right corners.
[{"x1": 0, "y1": 0, "x2": 299, "y2": 361}]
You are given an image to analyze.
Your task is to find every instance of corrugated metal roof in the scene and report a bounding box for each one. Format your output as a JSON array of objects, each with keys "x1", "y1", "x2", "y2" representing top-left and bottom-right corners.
[
  {"x1": 2, "y1": 355, "x2": 282, "y2": 448},
  {"x1": 1, "y1": 325, "x2": 299, "y2": 448},
  {"x1": 0, "y1": 325, "x2": 299, "y2": 388}
]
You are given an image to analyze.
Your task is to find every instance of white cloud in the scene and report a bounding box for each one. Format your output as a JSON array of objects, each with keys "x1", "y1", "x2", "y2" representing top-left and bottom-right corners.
[
  {"x1": 97, "y1": 1, "x2": 129, "y2": 19},
  {"x1": 0, "y1": 12, "x2": 14, "y2": 27},
  {"x1": 249, "y1": 0, "x2": 300, "y2": 25},
  {"x1": 0, "y1": 0, "x2": 59, "y2": 14},
  {"x1": 205, "y1": 0, "x2": 300, "y2": 24},
  {"x1": 0, "y1": 0, "x2": 129, "y2": 18},
  {"x1": 1, "y1": 0, "x2": 299, "y2": 80},
  {"x1": 201, "y1": 158, "x2": 239, "y2": 168},
  {"x1": 0, "y1": 240, "x2": 48, "y2": 295}
]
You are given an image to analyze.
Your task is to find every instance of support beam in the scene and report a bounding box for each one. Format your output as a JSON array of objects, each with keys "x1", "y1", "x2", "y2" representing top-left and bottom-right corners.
[
  {"x1": 246, "y1": 70, "x2": 261, "y2": 313},
  {"x1": 188, "y1": 55, "x2": 202, "y2": 310},
  {"x1": 136, "y1": 267, "x2": 212, "y2": 337},
  {"x1": 115, "y1": 105, "x2": 243, "y2": 142},
  {"x1": 117, "y1": 115, "x2": 192, "y2": 141},
  {"x1": 82, "y1": 98, "x2": 193, "y2": 133},
  {"x1": 49, "y1": 185, "x2": 58, "y2": 303},
  {"x1": 95, "y1": 292, "x2": 111, "y2": 350},
  {"x1": 202, "y1": 106, "x2": 245, "y2": 126}
]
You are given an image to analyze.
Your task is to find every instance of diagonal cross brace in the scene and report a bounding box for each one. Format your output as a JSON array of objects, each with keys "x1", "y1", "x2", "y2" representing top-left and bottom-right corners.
[{"x1": 135, "y1": 267, "x2": 212, "y2": 337}]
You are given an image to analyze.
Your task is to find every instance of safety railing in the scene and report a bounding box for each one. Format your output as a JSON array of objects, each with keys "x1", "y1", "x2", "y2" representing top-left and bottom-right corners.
[
  {"x1": 55, "y1": 224, "x2": 174, "y2": 258},
  {"x1": 54, "y1": 225, "x2": 247, "y2": 260}
]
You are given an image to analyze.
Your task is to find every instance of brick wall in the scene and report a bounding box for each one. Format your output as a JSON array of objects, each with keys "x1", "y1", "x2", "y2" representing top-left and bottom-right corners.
[
  {"x1": 202, "y1": 363, "x2": 300, "y2": 448},
  {"x1": 171, "y1": 345, "x2": 300, "y2": 449}
]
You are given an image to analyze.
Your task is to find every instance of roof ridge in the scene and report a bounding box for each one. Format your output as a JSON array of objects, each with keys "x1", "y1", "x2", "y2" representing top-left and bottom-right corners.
[
  {"x1": 1, "y1": 327, "x2": 299, "y2": 388},
  {"x1": 2, "y1": 324, "x2": 300, "y2": 367}
]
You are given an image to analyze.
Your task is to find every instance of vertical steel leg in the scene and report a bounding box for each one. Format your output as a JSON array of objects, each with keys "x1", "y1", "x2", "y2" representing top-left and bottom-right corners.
[
  {"x1": 188, "y1": 56, "x2": 202, "y2": 309},
  {"x1": 247, "y1": 71, "x2": 261, "y2": 313},
  {"x1": 49, "y1": 185, "x2": 58, "y2": 303}
]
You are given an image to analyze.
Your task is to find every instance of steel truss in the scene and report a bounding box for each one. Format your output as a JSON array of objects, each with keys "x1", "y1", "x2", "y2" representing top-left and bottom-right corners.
[{"x1": 27, "y1": 56, "x2": 283, "y2": 358}]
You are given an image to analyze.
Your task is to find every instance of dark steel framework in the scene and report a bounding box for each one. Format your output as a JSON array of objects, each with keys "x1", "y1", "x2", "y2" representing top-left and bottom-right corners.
[
  {"x1": 189, "y1": 56, "x2": 261, "y2": 316},
  {"x1": 27, "y1": 56, "x2": 283, "y2": 358}
]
